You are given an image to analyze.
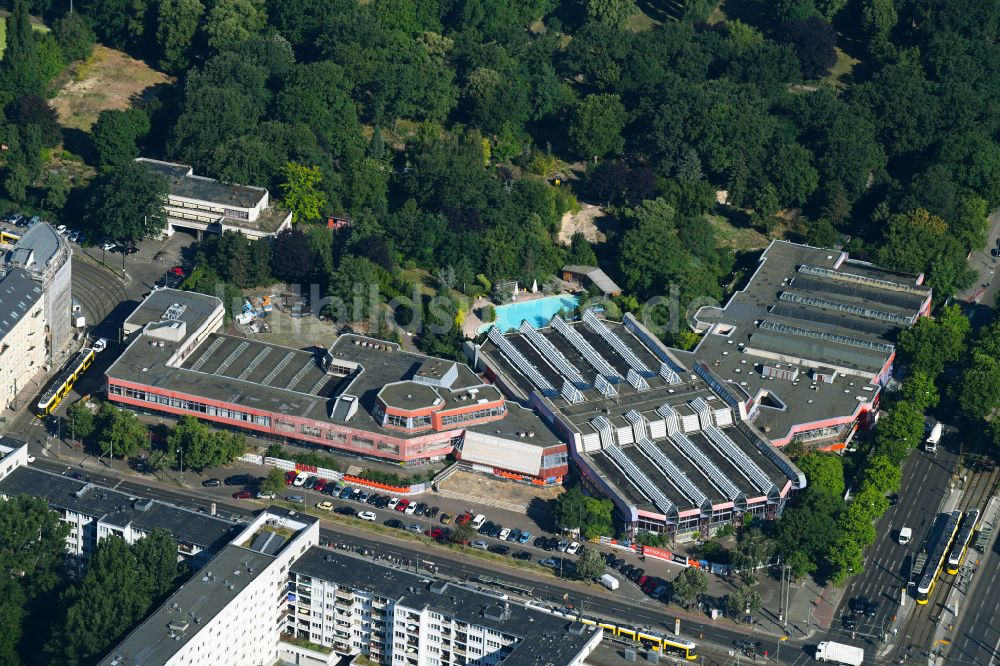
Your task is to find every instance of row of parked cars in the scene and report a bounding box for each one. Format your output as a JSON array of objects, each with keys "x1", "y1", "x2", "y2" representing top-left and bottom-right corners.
[
  {"x1": 2, "y1": 214, "x2": 90, "y2": 244},
  {"x1": 285, "y1": 471, "x2": 444, "y2": 517},
  {"x1": 604, "y1": 552, "x2": 671, "y2": 601}
]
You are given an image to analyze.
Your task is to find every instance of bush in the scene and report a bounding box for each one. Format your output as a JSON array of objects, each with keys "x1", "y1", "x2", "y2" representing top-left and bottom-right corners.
[{"x1": 480, "y1": 304, "x2": 496, "y2": 323}]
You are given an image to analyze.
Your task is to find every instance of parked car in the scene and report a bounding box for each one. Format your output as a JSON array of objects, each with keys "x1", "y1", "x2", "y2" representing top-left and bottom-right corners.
[
  {"x1": 396, "y1": 499, "x2": 410, "y2": 513},
  {"x1": 202, "y1": 478, "x2": 221, "y2": 487},
  {"x1": 383, "y1": 519, "x2": 404, "y2": 529},
  {"x1": 333, "y1": 506, "x2": 355, "y2": 516},
  {"x1": 533, "y1": 536, "x2": 547, "y2": 548},
  {"x1": 406, "y1": 523, "x2": 423, "y2": 533},
  {"x1": 471, "y1": 540, "x2": 488, "y2": 550},
  {"x1": 427, "y1": 506, "x2": 440, "y2": 518},
  {"x1": 539, "y1": 558, "x2": 559, "y2": 568},
  {"x1": 313, "y1": 479, "x2": 327, "y2": 493},
  {"x1": 387, "y1": 497, "x2": 400, "y2": 510},
  {"x1": 169, "y1": 266, "x2": 185, "y2": 277},
  {"x1": 413, "y1": 502, "x2": 427, "y2": 516},
  {"x1": 498, "y1": 528, "x2": 511, "y2": 541},
  {"x1": 302, "y1": 476, "x2": 317, "y2": 489},
  {"x1": 68, "y1": 231, "x2": 80, "y2": 243},
  {"x1": 357, "y1": 511, "x2": 377, "y2": 521},
  {"x1": 358, "y1": 491, "x2": 370, "y2": 503},
  {"x1": 456, "y1": 513, "x2": 473, "y2": 526},
  {"x1": 285, "y1": 495, "x2": 304, "y2": 504},
  {"x1": 440, "y1": 513, "x2": 452, "y2": 524},
  {"x1": 256, "y1": 491, "x2": 275, "y2": 500},
  {"x1": 557, "y1": 540, "x2": 570, "y2": 552},
  {"x1": 225, "y1": 475, "x2": 251, "y2": 487},
  {"x1": 864, "y1": 600, "x2": 878, "y2": 617},
  {"x1": 367, "y1": 493, "x2": 381, "y2": 505},
  {"x1": 507, "y1": 528, "x2": 521, "y2": 542},
  {"x1": 339, "y1": 487, "x2": 352, "y2": 500},
  {"x1": 479, "y1": 521, "x2": 496, "y2": 535},
  {"x1": 426, "y1": 528, "x2": 445, "y2": 539},
  {"x1": 513, "y1": 551, "x2": 532, "y2": 561},
  {"x1": 842, "y1": 615, "x2": 858, "y2": 631},
  {"x1": 316, "y1": 501, "x2": 333, "y2": 511},
  {"x1": 517, "y1": 531, "x2": 532, "y2": 544},
  {"x1": 566, "y1": 541, "x2": 580, "y2": 555},
  {"x1": 92, "y1": 338, "x2": 108, "y2": 353},
  {"x1": 404, "y1": 502, "x2": 417, "y2": 515},
  {"x1": 232, "y1": 490, "x2": 252, "y2": 499},
  {"x1": 56, "y1": 224, "x2": 67, "y2": 234},
  {"x1": 285, "y1": 471, "x2": 297, "y2": 486},
  {"x1": 488, "y1": 544, "x2": 510, "y2": 555}
]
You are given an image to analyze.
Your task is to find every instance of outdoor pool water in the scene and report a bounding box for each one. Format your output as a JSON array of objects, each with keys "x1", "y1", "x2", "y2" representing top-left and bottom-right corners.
[{"x1": 480, "y1": 294, "x2": 581, "y2": 333}]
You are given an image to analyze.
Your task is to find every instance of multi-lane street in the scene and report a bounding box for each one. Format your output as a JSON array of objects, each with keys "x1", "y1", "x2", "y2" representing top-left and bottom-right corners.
[{"x1": 836, "y1": 441, "x2": 959, "y2": 648}]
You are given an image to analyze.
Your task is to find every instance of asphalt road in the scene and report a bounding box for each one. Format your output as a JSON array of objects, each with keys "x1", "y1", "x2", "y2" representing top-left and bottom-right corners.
[
  {"x1": 835, "y1": 441, "x2": 958, "y2": 651},
  {"x1": 959, "y1": 208, "x2": 1000, "y2": 314}
]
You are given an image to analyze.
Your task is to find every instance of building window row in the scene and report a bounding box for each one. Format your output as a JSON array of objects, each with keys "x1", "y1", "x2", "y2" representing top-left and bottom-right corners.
[
  {"x1": 439, "y1": 404, "x2": 506, "y2": 427},
  {"x1": 109, "y1": 383, "x2": 271, "y2": 427}
]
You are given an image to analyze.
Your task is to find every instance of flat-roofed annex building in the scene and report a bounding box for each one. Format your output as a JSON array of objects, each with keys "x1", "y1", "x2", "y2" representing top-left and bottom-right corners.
[
  {"x1": 106, "y1": 289, "x2": 569, "y2": 483},
  {"x1": 472, "y1": 309, "x2": 804, "y2": 536},
  {"x1": 682, "y1": 240, "x2": 932, "y2": 450},
  {"x1": 137, "y1": 158, "x2": 292, "y2": 240}
]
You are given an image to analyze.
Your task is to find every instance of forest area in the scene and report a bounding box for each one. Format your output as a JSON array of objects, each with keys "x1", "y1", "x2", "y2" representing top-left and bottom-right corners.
[
  {"x1": 0, "y1": 0, "x2": 999, "y2": 661},
  {"x1": 0, "y1": 0, "x2": 994, "y2": 351}
]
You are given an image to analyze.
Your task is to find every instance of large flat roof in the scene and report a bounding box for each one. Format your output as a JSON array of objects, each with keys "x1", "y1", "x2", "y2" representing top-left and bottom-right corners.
[
  {"x1": 109, "y1": 291, "x2": 562, "y2": 447},
  {"x1": 476, "y1": 313, "x2": 800, "y2": 513},
  {"x1": 686, "y1": 240, "x2": 928, "y2": 444},
  {"x1": 290, "y1": 547, "x2": 601, "y2": 665},
  {"x1": 0, "y1": 465, "x2": 238, "y2": 548},
  {"x1": 97, "y1": 544, "x2": 275, "y2": 666},
  {"x1": 138, "y1": 158, "x2": 266, "y2": 209}
]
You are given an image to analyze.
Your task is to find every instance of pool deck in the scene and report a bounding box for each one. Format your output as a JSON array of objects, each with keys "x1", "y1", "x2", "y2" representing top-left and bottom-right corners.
[{"x1": 462, "y1": 291, "x2": 581, "y2": 339}]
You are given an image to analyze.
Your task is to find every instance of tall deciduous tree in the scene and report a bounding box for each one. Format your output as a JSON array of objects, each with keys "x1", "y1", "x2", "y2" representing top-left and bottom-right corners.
[
  {"x1": 53, "y1": 11, "x2": 96, "y2": 63},
  {"x1": 780, "y1": 16, "x2": 837, "y2": 79},
  {"x1": 569, "y1": 93, "x2": 626, "y2": 161},
  {"x1": 271, "y1": 228, "x2": 315, "y2": 283},
  {"x1": 84, "y1": 161, "x2": 168, "y2": 246},
  {"x1": 575, "y1": 548, "x2": 605, "y2": 581},
  {"x1": 586, "y1": 0, "x2": 637, "y2": 27},
  {"x1": 156, "y1": 0, "x2": 204, "y2": 73},
  {"x1": 672, "y1": 567, "x2": 708, "y2": 606},
  {"x1": 66, "y1": 400, "x2": 96, "y2": 441},
  {"x1": 91, "y1": 108, "x2": 151, "y2": 169},
  {"x1": 281, "y1": 162, "x2": 327, "y2": 222},
  {"x1": 97, "y1": 404, "x2": 148, "y2": 460},
  {"x1": 797, "y1": 453, "x2": 844, "y2": 498},
  {"x1": 205, "y1": 0, "x2": 267, "y2": 52}
]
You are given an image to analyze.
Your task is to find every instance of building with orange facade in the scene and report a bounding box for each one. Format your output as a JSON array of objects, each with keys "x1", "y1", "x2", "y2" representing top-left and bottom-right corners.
[{"x1": 105, "y1": 290, "x2": 567, "y2": 484}]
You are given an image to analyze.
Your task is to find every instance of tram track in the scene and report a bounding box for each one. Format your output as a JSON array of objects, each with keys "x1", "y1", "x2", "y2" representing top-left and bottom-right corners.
[{"x1": 897, "y1": 458, "x2": 999, "y2": 661}]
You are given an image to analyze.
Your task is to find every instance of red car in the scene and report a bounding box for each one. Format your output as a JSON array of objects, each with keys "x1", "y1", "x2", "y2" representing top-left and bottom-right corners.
[
  {"x1": 395, "y1": 499, "x2": 410, "y2": 512},
  {"x1": 169, "y1": 266, "x2": 185, "y2": 277},
  {"x1": 425, "y1": 528, "x2": 445, "y2": 540},
  {"x1": 285, "y1": 471, "x2": 297, "y2": 486},
  {"x1": 232, "y1": 490, "x2": 252, "y2": 499},
  {"x1": 313, "y1": 479, "x2": 327, "y2": 493},
  {"x1": 456, "y1": 512, "x2": 473, "y2": 526}
]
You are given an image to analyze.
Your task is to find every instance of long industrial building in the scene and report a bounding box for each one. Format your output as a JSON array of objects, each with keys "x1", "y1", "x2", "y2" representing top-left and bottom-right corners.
[
  {"x1": 100, "y1": 507, "x2": 601, "y2": 666},
  {"x1": 680, "y1": 240, "x2": 932, "y2": 449},
  {"x1": 472, "y1": 310, "x2": 804, "y2": 536},
  {"x1": 105, "y1": 289, "x2": 569, "y2": 484}
]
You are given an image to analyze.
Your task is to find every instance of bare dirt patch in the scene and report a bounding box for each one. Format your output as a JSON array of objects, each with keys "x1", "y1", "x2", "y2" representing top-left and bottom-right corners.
[
  {"x1": 439, "y1": 470, "x2": 564, "y2": 508},
  {"x1": 558, "y1": 202, "x2": 613, "y2": 244},
  {"x1": 51, "y1": 45, "x2": 173, "y2": 132}
]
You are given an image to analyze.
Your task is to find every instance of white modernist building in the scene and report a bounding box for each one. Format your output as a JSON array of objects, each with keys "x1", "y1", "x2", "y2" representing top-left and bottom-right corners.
[
  {"x1": 137, "y1": 158, "x2": 293, "y2": 240},
  {"x1": 1, "y1": 223, "x2": 73, "y2": 408},
  {"x1": 100, "y1": 508, "x2": 600, "y2": 666}
]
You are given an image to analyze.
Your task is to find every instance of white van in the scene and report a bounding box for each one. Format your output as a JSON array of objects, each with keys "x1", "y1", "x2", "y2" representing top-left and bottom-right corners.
[
  {"x1": 898, "y1": 527, "x2": 912, "y2": 545},
  {"x1": 470, "y1": 514, "x2": 486, "y2": 530},
  {"x1": 293, "y1": 472, "x2": 309, "y2": 487}
]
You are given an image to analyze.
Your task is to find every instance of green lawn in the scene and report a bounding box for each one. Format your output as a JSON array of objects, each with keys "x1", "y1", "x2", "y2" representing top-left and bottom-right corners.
[{"x1": 822, "y1": 47, "x2": 860, "y2": 90}]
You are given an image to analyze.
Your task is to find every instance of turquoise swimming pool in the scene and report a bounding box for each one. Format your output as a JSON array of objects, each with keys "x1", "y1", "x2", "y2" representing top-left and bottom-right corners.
[{"x1": 480, "y1": 294, "x2": 581, "y2": 333}]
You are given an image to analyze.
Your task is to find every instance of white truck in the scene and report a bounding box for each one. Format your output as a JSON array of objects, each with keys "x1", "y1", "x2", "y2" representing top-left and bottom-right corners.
[
  {"x1": 925, "y1": 422, "x2": 942, "y2": 452},
  {"x1": 599, "y1": 573, "x2": 619, "y2": 591},
  {"x1": 815, "y1": 641, "x2": 864, "y2": 665}
]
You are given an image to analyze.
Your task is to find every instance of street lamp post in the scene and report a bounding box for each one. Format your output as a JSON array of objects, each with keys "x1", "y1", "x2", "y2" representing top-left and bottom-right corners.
[{"x1": 177, "y1": 447, "x2": 184, "y2": 484}]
